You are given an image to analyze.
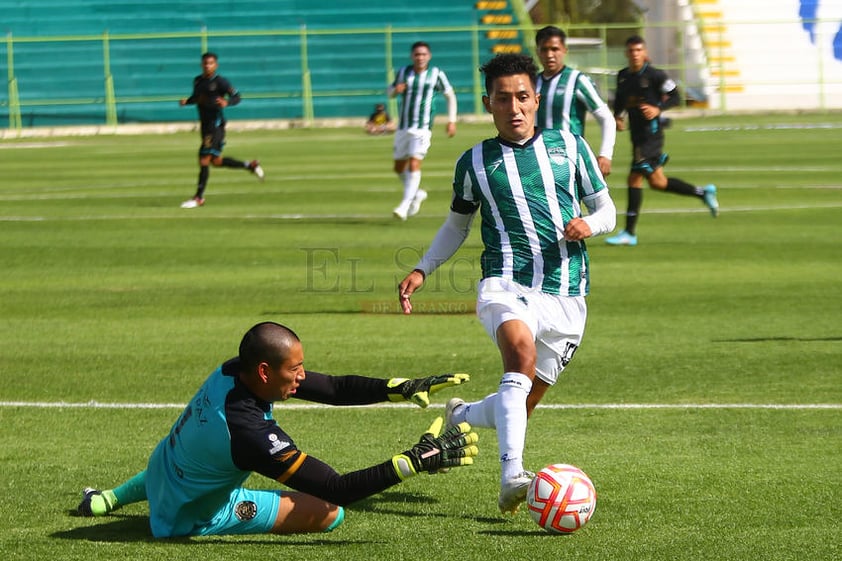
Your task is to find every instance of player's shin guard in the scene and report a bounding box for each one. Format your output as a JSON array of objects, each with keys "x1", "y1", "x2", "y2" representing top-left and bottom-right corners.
[{"x1": 494, "y1": 372, "x2": 532, "y2": 481}]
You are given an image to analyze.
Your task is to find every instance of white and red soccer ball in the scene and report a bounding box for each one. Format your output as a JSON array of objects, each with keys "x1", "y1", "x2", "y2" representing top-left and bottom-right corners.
[{"x1": 526, "y1": 463, "x2": 596, "y2": 534}]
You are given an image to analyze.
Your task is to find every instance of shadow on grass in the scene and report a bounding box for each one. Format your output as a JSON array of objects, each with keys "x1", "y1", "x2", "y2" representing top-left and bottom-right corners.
[
  {"x1": 714, "y1": 335, "x2": 842, "y2": 342},
  {"x1": 53, "y1": 514, "x2": 374, "y2": 545},
  {"x1": 53, "y1": 514, "x2": 156, "y2": 543},
  {"x1": 53, "y1": 496, "x2": 441, "y2": 545},
  {"x1": 348, "y1": 490, "x2": 448, "y2": 517}
]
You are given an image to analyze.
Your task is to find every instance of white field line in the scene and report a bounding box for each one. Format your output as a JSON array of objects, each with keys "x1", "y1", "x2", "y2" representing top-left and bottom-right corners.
[
  {"x1": 4, "y1": 205, "x2": 842, "y2": 222},
  {"x1": 1, "y1": 201, "x2": 842, "y2": 223},
  {"x1": 1, "y1": 401, "x2": 840, "y2": 410}
]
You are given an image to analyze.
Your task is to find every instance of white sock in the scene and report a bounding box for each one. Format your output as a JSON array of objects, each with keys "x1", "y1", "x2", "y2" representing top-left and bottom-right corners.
[
  {"x1": 400, "y1": 170, "x2": 421, "y2": 207},
  {"x1": 495, "y1": 372, "x2": 532, "y2": 481},
  {"x1": 462, "y1": 393, "x2": 498, "y2": 428}
]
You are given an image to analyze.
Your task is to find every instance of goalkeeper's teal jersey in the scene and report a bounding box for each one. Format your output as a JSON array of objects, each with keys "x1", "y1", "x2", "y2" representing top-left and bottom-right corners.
[
  {"x1": 391, "y1": 65, "x2": 453, "y2": 130},
  {"x1": 452, "y1": 128, "x2": 607, "y2": 296},
  {"x1": 145, "y1": 363, "x2": 301, "y2": 537},
  {"x1": 536, "y1": 67, "x2": 607, "y2": 134}
]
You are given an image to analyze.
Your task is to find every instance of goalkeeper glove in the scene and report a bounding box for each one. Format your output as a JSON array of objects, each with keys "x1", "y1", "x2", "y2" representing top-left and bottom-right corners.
[
  {"x1": 391, "y1": 417, "x2": 479, "y2": 480},
  {"x1": 386, "y1": 373, "x2": 470, "y2": 408}
]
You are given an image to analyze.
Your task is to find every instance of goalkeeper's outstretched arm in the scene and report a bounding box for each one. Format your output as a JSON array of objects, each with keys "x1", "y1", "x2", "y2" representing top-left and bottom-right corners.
[
  {"x1": 294, "y1": 370, "x2": 469, "y2": 408},
  {"x1": 280, "y1": 418, "x2": 478, "y2": 506}
]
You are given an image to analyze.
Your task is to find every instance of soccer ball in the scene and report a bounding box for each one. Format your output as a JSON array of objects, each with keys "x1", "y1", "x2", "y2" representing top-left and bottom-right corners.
[{"x1": 526, "y1": 464, "x2": 596, "y2": 534}]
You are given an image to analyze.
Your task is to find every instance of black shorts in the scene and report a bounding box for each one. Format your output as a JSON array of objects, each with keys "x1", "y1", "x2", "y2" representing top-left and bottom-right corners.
[
  {"x1": 630, "y1": 136, "x2": 667, "y2": 175},
  {"x1": 199, "y1": 126, "x2": 226, "y2": 157}
]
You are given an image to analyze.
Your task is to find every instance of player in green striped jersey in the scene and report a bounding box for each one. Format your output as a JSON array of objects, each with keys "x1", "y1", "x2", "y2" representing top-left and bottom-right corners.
[
  {"x1": 388, "y1": 41, "x2": 457, "y2": 220},
  {"x1": 535, "y1": 26, "x2": 615, "y2": 178},
  {"x1": 398, "y1": 53, "x2": 617, "y2": 515}
]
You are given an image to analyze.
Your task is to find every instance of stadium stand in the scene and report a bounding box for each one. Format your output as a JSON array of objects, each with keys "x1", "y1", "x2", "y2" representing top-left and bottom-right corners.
[{"x1": 1, "y1": 0, "x2": 527, "y2": 127}]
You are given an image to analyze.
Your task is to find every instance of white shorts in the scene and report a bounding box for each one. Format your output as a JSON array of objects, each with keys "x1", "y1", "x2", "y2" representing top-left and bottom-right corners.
[
  {"x1": 393, "y1": 128, "x2": 432, "y2": 160},
  {"x1": 476, "y1": 277, "x2": 587, "y2": 385}
]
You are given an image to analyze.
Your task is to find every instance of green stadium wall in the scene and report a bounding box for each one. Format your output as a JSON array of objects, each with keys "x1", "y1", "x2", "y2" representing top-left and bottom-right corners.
[{"x1": 0, "y1": 0, "x2": 530, "y2": 128}]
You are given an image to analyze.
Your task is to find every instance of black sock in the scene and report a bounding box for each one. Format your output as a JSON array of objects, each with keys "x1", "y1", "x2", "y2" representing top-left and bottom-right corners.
[
  {"x1": 665, "y1": 177, "x2": 704, "y2": 198},
  {"x1": 196, "y1": 166, "x2": 209, "y2": 199},
  {"x1": 221, "y1": 157, "x2": 246, "y2": 168},
  {"x1": 626, "y1": 187, "x2": 643, "y2": 235}
]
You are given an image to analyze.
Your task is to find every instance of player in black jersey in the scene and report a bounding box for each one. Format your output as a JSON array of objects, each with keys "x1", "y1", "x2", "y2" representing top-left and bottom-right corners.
[
  {"x1": 179, "y1": 52, "x2": 264, "y2": 209},
  {"x1": 607, "y1": 36, "x2": 719, "y2": 246}
]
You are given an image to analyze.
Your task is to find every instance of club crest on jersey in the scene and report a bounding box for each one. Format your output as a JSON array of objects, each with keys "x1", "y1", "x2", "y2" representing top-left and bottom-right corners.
[
  {"x1": 546, "y1": 146, "x2": 570, "y2": 167},
  {"x1": 234, "y1": 500, "x2": 257, "y2": 521}
]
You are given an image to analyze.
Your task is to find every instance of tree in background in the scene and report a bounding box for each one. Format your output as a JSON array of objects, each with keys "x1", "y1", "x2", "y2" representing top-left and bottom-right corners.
[{"x1": 531, "y1": 0, "x2": 644, "y2": 44}]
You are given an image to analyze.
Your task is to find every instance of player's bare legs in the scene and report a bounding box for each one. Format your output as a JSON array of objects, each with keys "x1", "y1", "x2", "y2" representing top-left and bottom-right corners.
[{"x1": 270, "y1": 492, "x2": 343, "y2": 534}]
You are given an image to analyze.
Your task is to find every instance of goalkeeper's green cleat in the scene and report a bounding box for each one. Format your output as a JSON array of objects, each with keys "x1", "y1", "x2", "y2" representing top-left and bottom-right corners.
[
  {"x1": 76, "y1": 488, "x2": 118, "y2": 517},
  {"x1": 498, "y1": 471, "x2": 535, "y2": 515}
]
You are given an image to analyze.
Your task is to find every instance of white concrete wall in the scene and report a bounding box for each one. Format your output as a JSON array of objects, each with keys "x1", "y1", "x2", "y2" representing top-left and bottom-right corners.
[{"x1": 698, "y1": 0, "x2": 842, "y2": 110}]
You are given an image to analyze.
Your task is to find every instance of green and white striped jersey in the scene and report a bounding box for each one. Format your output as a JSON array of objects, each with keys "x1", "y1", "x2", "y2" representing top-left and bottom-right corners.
[
  {"x1": 392, "y1": 65, "x2": 453, "y2": 130},
  {"x1": 536, "y1": 67, "x2": 607, "y2": 134},
  {"x1": 452, "y1": 128, "x2": 607, "y2": 296}
]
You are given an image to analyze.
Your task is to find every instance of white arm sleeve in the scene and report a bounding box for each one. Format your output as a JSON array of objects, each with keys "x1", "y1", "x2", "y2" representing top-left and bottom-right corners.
[
  {"x1": 415, "y1": 210, "x2": 474, "y2": 276},
  {"x1": 581, "y1": 189, "x2": 617, "y2": 237},
  {"x1": 443, "y1": 89, "x2": 457, "y2": 123},
  {"x1": 591, "y1": 104, "x2": 617, "y2": 160}
]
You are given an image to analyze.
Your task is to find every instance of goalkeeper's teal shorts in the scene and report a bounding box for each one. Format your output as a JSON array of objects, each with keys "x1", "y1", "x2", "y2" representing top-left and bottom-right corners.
[{"x1": 176, "y1": 487, "x2": 345, "y2": 536}]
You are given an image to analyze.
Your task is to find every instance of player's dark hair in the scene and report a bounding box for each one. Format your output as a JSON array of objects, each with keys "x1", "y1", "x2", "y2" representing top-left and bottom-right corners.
[
  {"x1": 480, "y1": 53, "x2": 539, "y2": 94},
  {"x1": 625, "y1": 35, "x2": 646, "y2": 47},
  {"x1": 239, "y1": 322, "x2": 300, "y2": 371},
  {"x1": 201, "y1": 52, "x2": 218, "y2": 61},
  {"x1": 535, "y1": 25, "x2": 567, "y2": 46},
  {"x1": 410, "y1": 41, "x2": 431, "y2": 52}
]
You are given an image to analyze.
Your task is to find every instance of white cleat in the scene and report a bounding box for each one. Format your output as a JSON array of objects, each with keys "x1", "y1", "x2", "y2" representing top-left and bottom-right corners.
[
  {"x1": 392, "y1": 206, "x2": 408, "y2": 221},
  {"x1": 444, "y1": 397, "x2": 465, "y2": 431},
  {"x1": 180, "y1": 197, "x2": 204, "y2": 209},
  {"x1": 498, "y1": 471, "x2": 535, "y2": 514},
  {"x1": 434, "y1": 397, "x2": 466, "y2": 475},
  {"x1": 407, "y1": 189, "x2": 428, "y2": 217},
  {"x1": 249, "y1": 160, "x2": 265, "y2": 181}
]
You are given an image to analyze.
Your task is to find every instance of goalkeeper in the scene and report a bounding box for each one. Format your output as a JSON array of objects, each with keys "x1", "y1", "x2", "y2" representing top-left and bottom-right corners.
[{"x1": 75, "y1": 321, "x2": 477, "y2": 538}]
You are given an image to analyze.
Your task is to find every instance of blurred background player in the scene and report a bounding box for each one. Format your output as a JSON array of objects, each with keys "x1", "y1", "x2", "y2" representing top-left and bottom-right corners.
[
  {"x1": 179, "y1": 52, "x2": 264, "y2": 209},
  {"x1": 365, "y1": 103, "x2": 396, "y2": 135},
  {"x1": 607, "y1": 35, "x2": 718, "y2": 246},
  {"x1": 76, "y1": 322, "x2": 476, "y2": 537},
  {"x1": 388, "y1": 41, "x2": 457, "y2": 220},
  {"x1": 397, "y1": 53, "x2": 616, "y2": 515},
  {"x1": 535, "y1": 25, "x2": 615, "y2": 177}
]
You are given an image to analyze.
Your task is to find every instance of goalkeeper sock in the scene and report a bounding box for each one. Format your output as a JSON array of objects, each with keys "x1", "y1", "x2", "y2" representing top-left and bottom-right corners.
[
  {"x1": 113, "y1": 470, "x2": 147, "y2": 506},
  {"x1": 495, "y1": 372, "x2": 532, "y2": 482}
]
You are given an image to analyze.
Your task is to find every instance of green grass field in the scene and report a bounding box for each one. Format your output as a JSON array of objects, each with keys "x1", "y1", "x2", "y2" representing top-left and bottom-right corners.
[{"x1": 1, "y1": 113, "x2": 841, "y2": 560}]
